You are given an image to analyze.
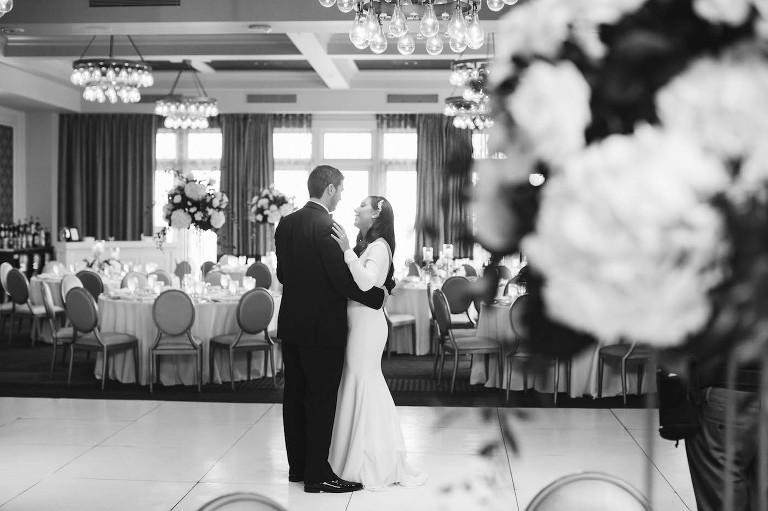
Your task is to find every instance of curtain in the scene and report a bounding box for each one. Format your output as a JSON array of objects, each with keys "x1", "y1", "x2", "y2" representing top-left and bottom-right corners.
[
  {"x1": 58, "y1": 114, "x2": 156, "y2": 240},
  {"x1": 274, "y1": 113, "x2": 312, "y2": 130},
  {"x1": 377, "y1": 114, "x2": 417, "y2": 131},
  {"x1": 443, "y1": 120, "x2": 473, "y2": 258},
  {"x1": 219, "y1": 114, "x2": 274, "y2": 257},
  {"x1": 0, "y1": 125, "x2": 12, "y2": 224}
]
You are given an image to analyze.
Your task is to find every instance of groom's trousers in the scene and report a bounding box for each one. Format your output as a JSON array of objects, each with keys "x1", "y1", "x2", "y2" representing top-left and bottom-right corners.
[{"x1": 282, "y1": 341, "x2": 346, "y2": 484}]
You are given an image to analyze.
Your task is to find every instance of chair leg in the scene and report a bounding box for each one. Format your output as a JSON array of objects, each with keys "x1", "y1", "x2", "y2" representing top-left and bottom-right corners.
[
  {"x1": 432, "y1": 341, "x2": 441, "y2": 380},
  {"x1": 269, "y1": 348, "x2": 276, "y2": 388},
  {"x1": 209, "y1": 344, "x2": 215, "y2": 384},
  {"x1": 523, "y1": 364, "x2": 528, "y2": 395},
  {"x1": 597, "y1": 356, "x2": 604, "y2": 399},
  {"x1": 101, "y1": 349, "x2": 108, "y2": 390},
  {"x1": 498, "y1": 352, "x2": 503, "y2": 386},
  {"x1": 637, "y1": 362, "x2": 645, "y2": 395},
  {"x1": 149, "y1": 353, "x2": 155, "y2": 393},
  {"x1": 49, "y1": 342, "x2": 57, "y2": 379},
  {"x1": 229, "y1": 349, "x2": 235, "y2": 391},
  {"x1": 620, "y1": 358, "x2": 628, "y2": 406},
  {"x1": 469, "y1": 355, "x2": 474, "y2": 375},
  {"x1": 411, "y1": 323, "x2": 417, "y2": 356},
  {"x1": 262, "y1": 351, "x2": 268, "y2": 379},
  {"x1": 133, "y1": 345, "x2": 139, "y2": 385},
  {"x1": 450, "y1": 351, "x2": 459, "y2": 394},
  {"x1": 553, "y1": 358, "x2": 560, "y2": 407},
  {"x1": 67, "y1": 345, "x2": 75, "y2": 387},
  {"x1": 437, "y1": 348, "x2": 446, "y2": 385},
  {"x1": 566, "y1": 359, "x2": 572, "y2": 397},
  {"x1": 196, "y1": 350, "x2": 201, "y2": 393}
]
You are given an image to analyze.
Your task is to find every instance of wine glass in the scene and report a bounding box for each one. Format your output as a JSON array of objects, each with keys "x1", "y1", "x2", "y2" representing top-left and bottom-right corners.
[
  {"x1": 220, "y1": 273, "x2": 231, "y2": 289},
  {"x1": 228, "y1": 280, "x2": 238, "y2": 295},
  {"x1": 127, "y1": 277, "x2": 137, "y2": 294},
  {"x1": 147, "y1": 274, "x2": 157, "y2": 290}
]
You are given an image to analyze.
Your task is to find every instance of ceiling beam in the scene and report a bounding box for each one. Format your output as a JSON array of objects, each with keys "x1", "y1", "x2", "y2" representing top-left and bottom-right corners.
[{"x1": 287, "y1": 32, "x2": 351, "y2": 90}]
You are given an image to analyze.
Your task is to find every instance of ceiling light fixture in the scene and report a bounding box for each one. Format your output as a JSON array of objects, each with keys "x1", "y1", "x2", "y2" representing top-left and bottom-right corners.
[
  {"x1": 0, "y1": 0, "x2": 13, "y2": 18},
  {"x1": 155, "y1": 61, "x2": 219, "y2": 130},
  {"x1": 319, "y1": 0, "x2": 515, "y2": 56},
  {"x1": 70, "y1": 35, "x2": 154, "y2": 104},
  {"x1": 444, "y1": 58, "x2": 493, "y2": 130}
]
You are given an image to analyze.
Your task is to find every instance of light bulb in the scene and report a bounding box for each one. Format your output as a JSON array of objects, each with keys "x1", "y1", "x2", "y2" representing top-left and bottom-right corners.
[
  {"x1": 365, "y1": 10, "x2": 381, "y2": 40},
  {"x1": 397, "y1": 33, "x2": 416, "y2": 55},
  {"x1": 467, "y1": 36, "x2": 483, "y2": 50},
  {"x1": 529, "y1": 173, "x2": 545, "y2": 186},
  {"x1": 389, "y1": 4, "x2": 409, "y2": 38},
  {"x1": 0, "y1": 0, "x2": 13, "y2": 14},
  {"x1": 425, "y1": 35, "x2": 443, "y2": 55},
  {"x1": 503, "y1": 0, "x2": 519, "y2": 4},
  {"x1": 350, "y1": 15, "x2": 368, "y2": 46},
  {"x1": 449, "y1": 35, "x2": 468, "y2": 53},
  {"x1": 318, "y1": 0, "x2": 336, "y2": 7},
  {"x1": 486, "y1": 0, "x2": 504, "y2": 11},
  {"x1": 420, "y1": 3, "x2": 440, "y2": 38},
  {"x1": 370, "y1": 28, "x2": 388, "y2": 54},
  {"x1": 447, "y1": 5, "x2": 467, "y2": 40},
  {"x1": 337, "y1": 0, "x2": 355, "y2": 12},
  {"x1": 353, "y1": 37, "x2": 370, "y2": 49},
  {"x1": 466, "y1": 13, "x2": 484, "y2": 46}
]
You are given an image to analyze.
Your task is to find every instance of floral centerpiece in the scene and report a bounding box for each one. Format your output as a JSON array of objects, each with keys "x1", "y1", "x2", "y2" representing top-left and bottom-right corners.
[
  {"x1": 155, "y1": 170, "x2": 229, "y2": 250},
  {"x1": 472, "y1": 0, "x2": 768, "y2": 363},
  {"x1": 83, "y1": 240, "x2": 122, "y2": 274},
  {"x1": 249, "y1": 186, "x2": 295, "y2": 224}
]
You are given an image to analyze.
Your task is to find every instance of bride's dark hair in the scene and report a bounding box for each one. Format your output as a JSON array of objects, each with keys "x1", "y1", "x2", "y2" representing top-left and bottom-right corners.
[{"x1": 354, "y1": 196, "x2": 396, "y2": 294}]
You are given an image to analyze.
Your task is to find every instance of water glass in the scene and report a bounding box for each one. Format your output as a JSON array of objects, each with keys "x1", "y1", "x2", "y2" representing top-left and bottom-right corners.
[
  {"x1": 228, "y1": 280, "x2": 238, "y2": 295},
  {"x1": 127, "y1": 277, "x2": 137, "y2": 293},
  {"x1": 220, "y1": 273, "x2": 231, "y2": 289},
  {"x1": 194, "y1": 281, "x2": 205, "y2": 296},
  {"x1": 242, "y1": 276, "x2": 256, "y2": 291},
  {"x1": 238, "y1": 255, "x2": 247, "y2": 266},
  {"x1": 147, "y1": 274, "x2": 157, "y2": 290},
  {"x1": 154, "y1": 282, "x2": 163, "y2": 294}
]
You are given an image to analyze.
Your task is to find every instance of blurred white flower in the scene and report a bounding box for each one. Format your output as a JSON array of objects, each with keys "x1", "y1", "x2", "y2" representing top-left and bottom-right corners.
[
  {"x1": 184, "y1": 182, "x2": 207, "y2": 201},
  {"x1": 257, "y1": 198, "x2": 270, "y2": 208},
  {"x1": 269, "y1": 204, "x2": 279, "y2": 212},
  {"x1": 693, "y1": 0, "x2": 751, "y2": 25},
  {"x1": 267, "y1": 211, "x2": 281, "y2": 223},
  {"x1": 279, "y1": 203, "x2": 295, "y2": 217},
  {"x1": 522, "y1": 126, "x2": 729, "y2": 347},
  {"x1": 493, "y1": 0, "x2": 571, "y2": 66},
  {"x1": 162, "y1": 203, "x2": 173, "y2": 216},
  {"x1": 728, "y1": 145, "x2": 768, "y2": 205},
  {"x1": 569, "y1": 0, "x2": 648, "y2": 25},
  {"x1": 173, "y1": 194, "x2": 181, "y2": 204},
  {"x1": 194, "y1": 211, "x2": 203, "y2": 221},
  {"x1": 212, "y1": 198, "x2": 220, "y2": 208},
  {"x1": 256, "y1": 213, "x2": 263, "y2": 222},
  {"x1": 210, "y1": 210, "x2": 226, "y2": 229},
  {"x1": 170, "y1": 210, "x2": 192, "y2": 229}
]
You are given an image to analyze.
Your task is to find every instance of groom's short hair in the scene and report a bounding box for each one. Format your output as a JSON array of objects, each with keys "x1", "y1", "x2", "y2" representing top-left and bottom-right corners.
[{"x1": 308, "y1": 165, "x2": 344, "y2": 199}]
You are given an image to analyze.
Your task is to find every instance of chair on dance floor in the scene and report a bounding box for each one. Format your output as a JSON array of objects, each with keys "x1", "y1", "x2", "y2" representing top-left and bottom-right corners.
[
  {"x1": 196, "y1": 492, "x2": 288, "y2": 511},
  {"x1": 525, "y1": 472, "x2": 650, "y2": 511},
  {"x1": 383, "y1": 307, "x2": 417, "y2": 358},
  {"x1": 65, "y1": 287, "x2": 139, "y2": 390},
  {"x1": 149, "y1": 269, "x2": 172, "y2": 286},
  {"x1": 210, "y1": 288, "x2": 276, "y2": 390},
  {"x1": 5, "y1": 268, "x2": 53, "y2": 347},
  {"x1": 204, "y1": 271, "x2": 226, "y2": 287},
  {"x1": 505, "y1": 294, "x2": 571, "y2": 405},
  {"x1": 75, "y1": 270, "x2": 104, "y2": 300},
  {"x1": 150, "y1": 289, "x2": 202, "y2": 393},
  {"x1": 246, "y1": 262, "x2": 272, "y2": 289},
  {"x1": 598, "y1": 341, "x2": 653, "y2": 406},
  {"x1": 40, "y1": 281, "x2": 74, "y2": 378},
  {"x1": 433, "y1": 289, "x2": 502, "y2": 394},
  {"x1": 441, "y1": 276, "x2": 477, "y2": 329},
  {"x1": 174, "y1": 261, "x2": 192, "y2": 281},
  {"x1": 461, "y1": 264, "x2": 478, "y2": 277},
  {"x1": 120, "y1": 272, "x2": 148, "y2": 289},
  {"x1": 201, "y1": 261, "x2": 215, "y2": 278}
]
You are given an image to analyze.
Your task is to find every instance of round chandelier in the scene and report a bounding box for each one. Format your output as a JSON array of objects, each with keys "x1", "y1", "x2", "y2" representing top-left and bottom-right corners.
[
  {"x1": 319, "y1": 0, "x2": 518, "y2": 56},
  {"x1": 70, "y1": 36, "x2": 154, "y2": 104},
  {"x1": 0, "y1": 0, "x2": 13, "y2": 19},
  {"x1": 155, "y1": 62, "x2": 219, "y2": 130},
  {"x1": 444, "y1": 58, "x2": 493, "y2": 130}
]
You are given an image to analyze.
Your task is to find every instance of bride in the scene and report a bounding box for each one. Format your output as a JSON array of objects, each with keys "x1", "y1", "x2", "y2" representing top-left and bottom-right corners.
[{"x1": 328, "y1": 195, "x2": 428, "y2": 491}]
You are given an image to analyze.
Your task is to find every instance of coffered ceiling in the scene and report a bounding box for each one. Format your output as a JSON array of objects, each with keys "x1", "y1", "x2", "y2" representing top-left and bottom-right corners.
[{"x1": 0, "y1": 0, "x2": 511, "y2": 114}]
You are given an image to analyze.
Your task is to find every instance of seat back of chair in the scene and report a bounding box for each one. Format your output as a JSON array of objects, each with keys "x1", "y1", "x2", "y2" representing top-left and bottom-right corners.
[
  {"x1": 431, "y1": 289, "x2": 452, "y2": 340},
  {"x1": 441, "y1": 276, "x2": 473, "y2": 314},
  {"x1": 149, "y1": 270, "x2": 172, "y2": 286},
  {"x1": 246, "y1": 262, "x2": 272, "y2": 289},
  {"x1": 525, "y1": 472, "x2": 650, "y2": 511},
  {"x1": 175, "y1": 261, "x2": 192, "y2": 280},
  {"x1": 408, "y1": 261, "x2": 422, "y2": 277},
  {"x1": 218, "y1": 254, "x2": 237, "y2": 266},
  {"x1": 61, "y1": 275, "x2": 84, "y2": 303},
  {"x1": 498, "y1": 265, "x2": 513, "y2": 279},
  {"x1": 65, "y1": 287, "x2": 99, "y2": 334},
  {"x1": 462, "y1": 264, "x2": 478, "y2": 277},
  {"x1": 153, "y1": 289, "x2": 195, "y2": 336},
  {"x1": 204, "y1": 271, "x2": 225, "y2": 286},
  {"x1": 121, "y1": 272, "x2": 148, "y2": 289},
  {"x1": 75, "y1": 270, "x2": 104, "y2": 300},
  {"x1": 196, "y1": 491, "x2": 288, "y2": 511},
  {"x1": 0, "y1": 262, "x2": 12, "y2": 292},
  {"x1": 426, "y1": 282, "x2": 436, "y2": 319},
  {"x1": 39, "y1": 281, "x2": 58, "y2": 321},
  {"x1": 6, "y1": 269, "x2": 30, "y2": 305},
  {"x1": 237, "y1": 288, "x2": 273, "y2": 335},
  {"x1": 509, "y1": 294, "x2": 530, "y2": 341},
  {"x1": 201, "y1": 261, "x2": 215, "y2": 277}
]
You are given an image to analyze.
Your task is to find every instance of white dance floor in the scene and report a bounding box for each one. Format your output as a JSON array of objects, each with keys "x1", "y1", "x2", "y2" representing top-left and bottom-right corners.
[{"x1": 0, "y1": 398, "x2": 694, "y2": 510}]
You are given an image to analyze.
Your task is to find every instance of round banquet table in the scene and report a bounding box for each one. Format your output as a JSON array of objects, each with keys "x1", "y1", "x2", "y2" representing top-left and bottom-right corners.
[
  {"x1": 471, "y1": 299, "x2": 655, "y2": 398},
  {"x1": 30, "y1": 273, "x2": 121, "y2": 308},
  {"x1": 219, "y1": 265, "x2": 282, "y2": 293},
  {"x1": 95, "y1": 291, "x2": 282, "y2": 387},
  {"x1": 386, "y1": 282, "x2": 432, "y2": 355}
]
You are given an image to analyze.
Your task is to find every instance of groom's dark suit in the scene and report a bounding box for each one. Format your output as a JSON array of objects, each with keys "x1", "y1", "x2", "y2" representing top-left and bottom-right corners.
[{"x1": 275, "y1": 201, "x2": 385, "y2": 485}]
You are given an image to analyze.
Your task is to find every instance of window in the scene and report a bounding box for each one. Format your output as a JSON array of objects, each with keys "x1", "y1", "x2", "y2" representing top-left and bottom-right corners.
[
  {"x1": 273, "y1": 129, "x2": 313, "y2": 212},
  {"x1": 323, "y1": 132, "x2": 372, "y2": 159},
  {"x1": 381, "y1": 131, "x2": 417, "y2": 270}
]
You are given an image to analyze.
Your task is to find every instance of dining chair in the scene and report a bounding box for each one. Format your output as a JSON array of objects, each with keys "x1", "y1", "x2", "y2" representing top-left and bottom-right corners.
[
  {"x1": 0, "y1": 262, "x2": 14, "y2": 338},
  {"x1": 441, "y1": 276, "x2": 477, "y2": 329},
  {"x1": 204, "y1": 270, "x2": 225, "y2": 287},
  {"x1": 432, "y1": 289, "x2": 502, "y2": 394},
  {"x1": 461, "y1": 264, "x2": 478, "y2": 277},
  {"x1": 174, "y1": 260, "x2": 192, "y2": 281},
  {"x1": 427, "y1": 281, "x2": 476, "y2": 379},
  {"x1": 149, "y1": 269, "x2": 172, "y2": 286},
  {"x1": 196, "y1": 492, "x2": 288, "y2": 511},
  {"x1": 383, "y1": 307, "x2": 417, "y2": 358},
  {"x1": 506, "y1": 294, "x2": 571, "y2": 405},
  {"x1": 245, "y1": 262, "x2": 272, "y2": 289},
  {"x1": 65, "y1": 287, "x2": 139, "y2": 390},
  {"x1": 598, "y1": 341, "x2": 653, "y2": 406},
  {"x1": 5, "y1": 268, "x2": 53, "y2": 347},
  {"x1": 120, "y1": 271, "x2": 149, "y2": 289},
  {"x1": 525, "y1": 472, "x2": 650, "y2": 511},
  {"x1": 210, "y1": 288, "x2": 276, "y2": 390},
  {"x1": 60, "y1": 275, "x2": 84, "y2": 302},
  {"x1": 75, "y1": 270, "x2": 104, "y2": 300},
  {"x1": 497, "y1": 265, "x2": 513, "y2": 279},
  {"x1": 407, "y1": 261, "x2": 422, "y2": 278},
  {"x1": 150, "y1": 289, "x2": 202, "y2": 393},
  {"x1": 40, "y1": 281, "x2": 74, "y2": 378},
  {"x1": 201, "y1": 260, "x2": 215, "y2": 278}
]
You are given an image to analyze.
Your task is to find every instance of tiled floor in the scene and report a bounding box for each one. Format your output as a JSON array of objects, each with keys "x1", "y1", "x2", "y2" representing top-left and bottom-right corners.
[{"x1": 0, "y1": 398, "x2": 695, "y2": 510}]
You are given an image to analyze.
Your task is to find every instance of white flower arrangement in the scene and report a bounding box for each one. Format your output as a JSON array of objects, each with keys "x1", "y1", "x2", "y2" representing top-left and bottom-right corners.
[{"x1": 249, "y1": 186, "x2": 295, "y2": 225}]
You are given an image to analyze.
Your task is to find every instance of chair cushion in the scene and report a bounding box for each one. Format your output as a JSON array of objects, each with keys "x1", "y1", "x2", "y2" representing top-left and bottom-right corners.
[
  {"x1": 14, "y1": 304, "x2": 48, "y2": 316},
  {"x1": 211, "y1": 332, "x2": 270, "y2": 348},
  {"x1": 389, "y1": 313, "x2": 416, "y2": 326},
  {"x1": 153, "y1": 335, "x2": 201, "y2": 351},
  {"x1": 76, "y1": 332, "x2": 137, "y2": 347},
  {"x1": 53, "y1": 327, "x2": 75, "y2": 342},
  {"x1": 450, "y1": 336, "x2": 500, "y2": 351},
  {"x1": 599, "y1": 344, "x2": 652, "y2": 360},
  {"x1": 0, "y1": 301, "x2": 14, "y2": 312}
]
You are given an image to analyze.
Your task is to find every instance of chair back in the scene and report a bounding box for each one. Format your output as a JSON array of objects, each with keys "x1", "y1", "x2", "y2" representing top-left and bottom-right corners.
[
  {"x1": 174, "y1": 261, "x2": 192, "y2": 280},
  {"x1": 65, "y1": 287, "x2": 99, "y2": 334},
  {"x1": 196, "y1": 492, "x2": 288, "y2": 511},
  {"x1": 6, "y1": 269, "x2": 30, "y2": 305},
  {"x1": 201, "y1": 261, "x2": 215, "y2": 277},
  {"x1": 407, "y1": 261, "x2": 422, "y2": 277},
  {"x1": 441, "y1": 276, "x2": 473, "y2": 314},
  {"x1": 236, "y1": 288, "x2": 274, "y2": 335},
  {"x1": 149, "y1": 269, "x2": 172, "y2": 286},
  {"x1": 152, "y1": 289, "x2": 195, "y2": 336},
  {"x1": 426, "y1": 282, "x2": 436, "y2": 319},
  {"x1": 461, "y1": 264, "x2": 478, "y2": 277},
  {"x1": 497, "y1": 265, "x2": 513, "y2": 279},
  {"x1": 0, "y1": 262, "x2": 12, "y2": 292},
  {"x1": 75, "y1": 270, "x2": 104, "y2": 299},
  {"x1": 509, "y1": 294, "x2": 530, "y2": 340},
  {"x1": 61, "y1": 275, "x2": 84, "y2": 303},
  {"x1": 121, "y1": 271, "x2": 149, "y2": 289},
  {"x1": 218, "y1": 254, "x2": 237, "y2": 266},
  {"x1": 205, "y1": 271, "x2": 225, "y2": 286},
  {"x1": 431, "y1": 289, "x2": 452, "y2": 340},
  {"x1": 39, "y1": 281, "x2": 58, "y2": 321},
  {"x1": 525, "y1": 472, "x2": 650, "y2": 511},
  {"x1": 246, "y1": 262, "x2": 272, "y2": 289}
]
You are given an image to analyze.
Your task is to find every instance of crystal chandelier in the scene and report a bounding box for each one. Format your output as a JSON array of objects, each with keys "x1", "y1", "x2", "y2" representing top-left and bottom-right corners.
[
  {"x1": 70, "y1": 35, "x2": 154, "y2": 104},
  {"x1": 320, "y1": 0, "x2": 518, "y2": 56},
  {"x1": 444, "y1": 58, "x2": 493, "y2": 130},
  {"x1": 155, "y1": 61, "x2": 219, "y2": 130},
  {"x1": 0, "y1": 0, "x2": 13, "y2": 18}
]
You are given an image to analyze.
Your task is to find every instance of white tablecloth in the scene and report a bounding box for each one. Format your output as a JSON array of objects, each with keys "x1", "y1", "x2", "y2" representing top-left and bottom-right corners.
[
  {"x1": 387, "y1": 283, "x2": 431, "y2": 355},
  {"x1": 30, "y1": 273, "x2": 121, "y2": 308},
  {"x1": 95, "y1": 292, "x2": 282, "y2": 386}
]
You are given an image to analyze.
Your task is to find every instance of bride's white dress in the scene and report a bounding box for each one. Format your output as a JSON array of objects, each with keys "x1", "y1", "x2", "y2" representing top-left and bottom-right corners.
[{"x1": 329, "y1": 239, "x2": 428, "y2": 490}]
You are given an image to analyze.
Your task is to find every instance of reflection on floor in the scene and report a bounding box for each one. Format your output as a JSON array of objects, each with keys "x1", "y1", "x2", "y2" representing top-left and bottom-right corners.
[{"x1": 0, "y1": 398, "x2": 695, "y2": 510}]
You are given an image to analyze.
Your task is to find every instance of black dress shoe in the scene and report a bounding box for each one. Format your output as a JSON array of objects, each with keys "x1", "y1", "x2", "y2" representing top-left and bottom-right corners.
[
  {"x1": 304, "y1": 478, "x2": 364, "y2": 493},
  {"x1": 288, "y1": 474, "x2": 304, "y2": 483}
]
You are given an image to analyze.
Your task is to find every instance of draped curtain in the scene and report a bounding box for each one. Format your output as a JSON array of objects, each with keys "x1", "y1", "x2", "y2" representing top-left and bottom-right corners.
[
  {"x1": 443, "y1": 120, "x2": 473, "y2": 258},
  {"x1": 58, "y1": 114, "x2": 156, "y2": 240}
]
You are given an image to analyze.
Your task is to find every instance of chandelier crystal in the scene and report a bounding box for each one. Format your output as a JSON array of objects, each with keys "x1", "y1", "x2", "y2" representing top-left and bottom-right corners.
[
  {"x1": 70, "y1": 36, "x2": 154, "y2": 104},
  {"x1": 0, "y1": 0, "x2": 12, "y2": 17},
  {"x1": 155, "y1": 61, "x2": 219, "y2": 130},
  {"x1": 444, "y1": 58, "x2": 493, "y2": 130}
]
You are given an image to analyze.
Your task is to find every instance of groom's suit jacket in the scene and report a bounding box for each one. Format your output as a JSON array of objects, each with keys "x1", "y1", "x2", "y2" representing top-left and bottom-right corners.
[{"x1": 275, "y1": 201, "x2": 385, "y2": 348}]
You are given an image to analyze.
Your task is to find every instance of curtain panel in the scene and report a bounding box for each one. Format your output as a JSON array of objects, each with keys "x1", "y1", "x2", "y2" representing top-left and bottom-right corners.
[
  {"x1": 273, "y1": 113, "x2": 312, "y2": 130},
  {"x1": 376, "y1": 114, "x2": 417, "y2": 131},
  {"x1": 0, "y1": 125, "x2": 12, "y2": 224},
  {"x1": 58, "y1": 114, "x2": 156, "y2": 240}
]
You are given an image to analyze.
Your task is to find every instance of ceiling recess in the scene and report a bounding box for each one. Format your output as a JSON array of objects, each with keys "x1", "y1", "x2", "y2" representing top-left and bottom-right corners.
[{"x1": 90, "y1": 0, "x2": 180, "y2": 7}]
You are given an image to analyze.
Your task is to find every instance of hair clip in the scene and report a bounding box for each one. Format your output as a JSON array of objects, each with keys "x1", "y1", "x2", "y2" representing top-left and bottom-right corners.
[{"x1": 377, "y1": 199, "x2": 384, "y2": 213}]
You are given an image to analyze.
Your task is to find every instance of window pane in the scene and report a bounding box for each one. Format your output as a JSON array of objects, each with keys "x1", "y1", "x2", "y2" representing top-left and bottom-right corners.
[
  {"x1": 274, "y1": 170, "x2": 309, "y2": 209},
  {"x1": 187, "y1": 132, "x2": 222, "y2": 160},
  {"x1": 274, "y1": 133, "x2": 313, "y2": 160},
  {"x1": 323, "y1": 133, "x2": 372, "y2": 159},
  {"x1": 156, "y1": 132, "x2": 177, "y2": 160},
  {"x1": 190, "y1": 170, "x2": 222, "y2": 191},
  {"x1": 335, "y1": 171, "x2": 369, "y2": 244},
  {"x1": 383, "y1": 133, "x2": 417, "y2": 160},
  {"x1": 153, "y1": 169, "x2": 175, "y2": 227},
  {"x1": 386, "y1": 170, "x2": 417, "y2": 270}
]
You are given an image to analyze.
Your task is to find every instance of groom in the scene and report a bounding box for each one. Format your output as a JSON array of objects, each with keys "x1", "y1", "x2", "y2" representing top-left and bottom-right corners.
[{"x1": 275, "y1": 165, "x2": 386, "y2": 493}]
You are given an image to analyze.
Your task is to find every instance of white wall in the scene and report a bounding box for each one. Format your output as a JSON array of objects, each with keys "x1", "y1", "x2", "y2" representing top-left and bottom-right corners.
[
  {"x1": 0, "y1": 105, "x2": 26, "y2": 221},
  {"x1": 25, "y1": 112, "x2": 58, "y2": 233}
]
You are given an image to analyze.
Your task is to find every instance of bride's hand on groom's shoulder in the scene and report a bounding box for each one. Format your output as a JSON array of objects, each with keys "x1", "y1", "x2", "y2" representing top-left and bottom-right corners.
[{"x1": 331, "y1": 222, "x2": 351, "y2": 252}]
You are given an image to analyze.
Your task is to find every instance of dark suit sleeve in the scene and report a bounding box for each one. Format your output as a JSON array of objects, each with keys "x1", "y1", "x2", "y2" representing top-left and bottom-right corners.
[
  {"x1": 275, "y1": 223, "x2": 284, "y2": 284},
  {"x1": 317, "y1": 225, "x2": 385, "y2": 310}
]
